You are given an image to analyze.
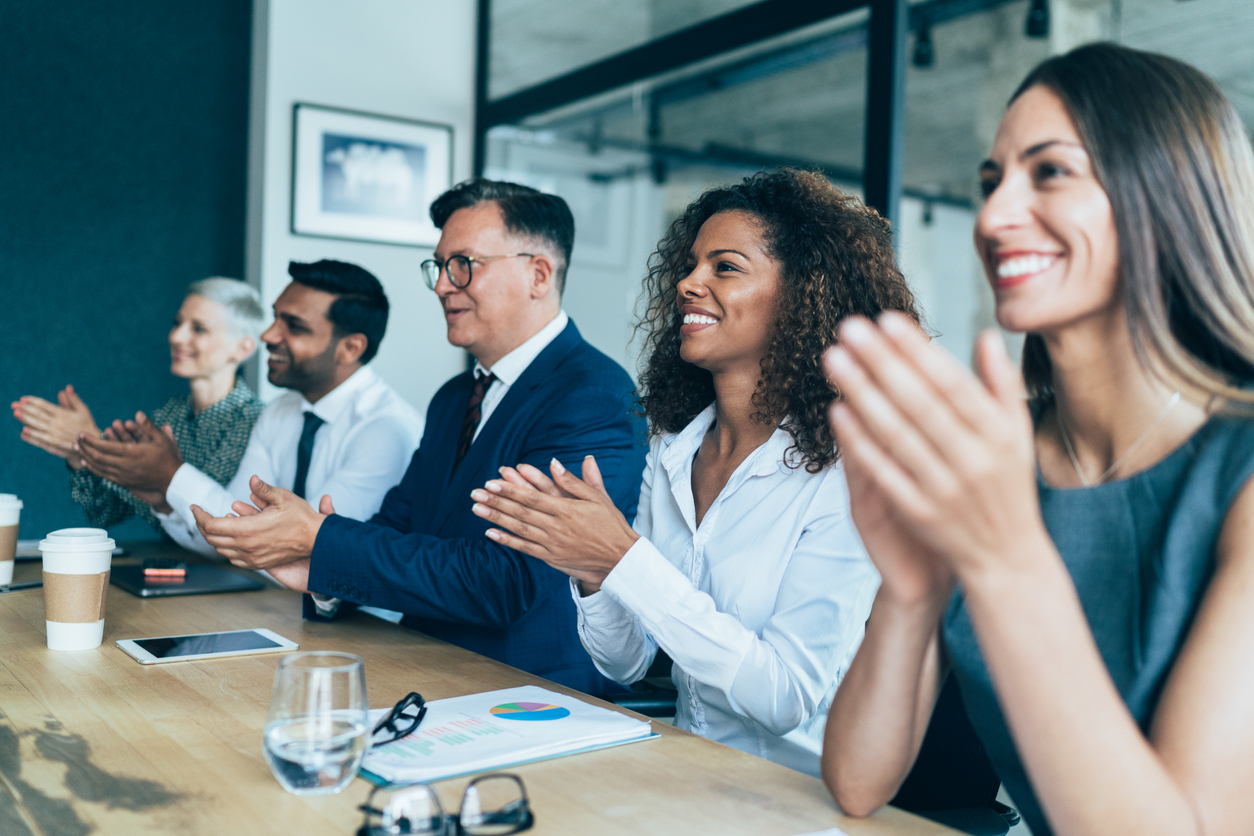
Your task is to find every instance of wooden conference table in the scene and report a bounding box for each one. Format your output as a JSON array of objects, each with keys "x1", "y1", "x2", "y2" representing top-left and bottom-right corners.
[{"x1": 0, "y1": 541, "x2": 956, "y2": 836}]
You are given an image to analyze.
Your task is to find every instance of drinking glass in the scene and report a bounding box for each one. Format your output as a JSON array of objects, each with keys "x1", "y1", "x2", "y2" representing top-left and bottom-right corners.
[{"x1": 264, "y1": 651, "x2": 369, "y2": 795}]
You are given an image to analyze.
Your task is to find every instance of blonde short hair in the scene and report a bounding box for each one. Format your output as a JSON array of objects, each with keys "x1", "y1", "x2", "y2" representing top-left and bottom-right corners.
[{"x1": 185, "y1": 277, "x2": 265, "y2": 342}]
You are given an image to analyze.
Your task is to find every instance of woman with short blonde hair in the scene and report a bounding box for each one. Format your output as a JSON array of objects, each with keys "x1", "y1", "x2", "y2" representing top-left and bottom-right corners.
[{"x1": 12, "y1": 277, "x2": 265, "y2": 531}]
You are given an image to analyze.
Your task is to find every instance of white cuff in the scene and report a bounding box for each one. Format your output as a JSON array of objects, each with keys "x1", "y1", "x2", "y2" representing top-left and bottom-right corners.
[
  {"x1": 569, "y1": 574, "x2": 652, "y2": 685},
  {"x1": 153, "y1": 503, "x2": 219, "y2": 557},
  {"x1": 600, "y1": 537, "x2": 686, "y2": 612},
  {"x1": 311, "y1": 593, "x2": 341, "y2": 617},
  {"x1": 166, "y1": 462, "x2": 230, "y2": 522},
  {"x1": 570, "y1": 575, "x2": 623, "y2": 628},
  {"x1": 601, "y1": 537, "x2": 753, "y2": 694}
]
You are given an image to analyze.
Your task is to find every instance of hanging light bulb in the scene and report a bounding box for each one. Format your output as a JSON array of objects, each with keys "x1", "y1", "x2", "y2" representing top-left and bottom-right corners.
[
  {"x1": 1025, "y1": 0, "x2": 1049, "y2": 38},
  {"x1": 913, "y1": 20, "x2": 935, "y2": 68}
]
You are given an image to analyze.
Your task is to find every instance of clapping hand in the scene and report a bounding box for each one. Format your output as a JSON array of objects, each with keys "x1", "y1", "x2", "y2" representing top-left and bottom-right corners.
[
  {"x1": 470, "y1": 456, "x2": 639, "y2": 594},
  {"x1": 190, "y1": 476, "x2": 332, "y2": 574},
  {"x1": 76, "y1": 411, "x2": 183, "y2": 512},
  {"x1": 11, "y1": 385, "x2": 100, "y2": 465},
  {"x1": 823, "y1": 312, "x2": 1045, "y2": 584}
]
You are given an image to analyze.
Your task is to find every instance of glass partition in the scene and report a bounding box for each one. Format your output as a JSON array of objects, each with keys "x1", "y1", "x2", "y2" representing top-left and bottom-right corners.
[
  {"x1": 489, "y1": 0, "x2": 766, "y2": 99},
  {"x1": 484, "y1": 0, "x2": 1254, "y2": 375},
  {"x1": 895, "y1": 0, "x2": 1254, "y2": 367},
  {"x1": 485, "y1": 17, "x2": 870, "y2": 375}
]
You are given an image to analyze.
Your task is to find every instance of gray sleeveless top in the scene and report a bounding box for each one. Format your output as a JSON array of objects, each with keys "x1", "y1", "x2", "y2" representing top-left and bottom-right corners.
[{"x1": 943, "y1": 411, "x2": 1254, "y2": 836}]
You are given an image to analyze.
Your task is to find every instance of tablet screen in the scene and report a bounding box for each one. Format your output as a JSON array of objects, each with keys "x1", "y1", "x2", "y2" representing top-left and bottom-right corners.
[{"x1": 134, "y1": 630, "x2": 281, "y2": 658}]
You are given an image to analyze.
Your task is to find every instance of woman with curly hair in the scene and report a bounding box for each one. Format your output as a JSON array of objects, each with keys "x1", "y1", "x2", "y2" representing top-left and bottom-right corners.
[{"x1": 469, "y1": 167, "x2": 918, "y2": 775}]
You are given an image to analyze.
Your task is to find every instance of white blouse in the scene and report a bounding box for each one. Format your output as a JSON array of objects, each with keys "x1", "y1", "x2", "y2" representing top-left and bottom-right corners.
[{"x1": 573, "y1": 405, "x2": 880, "y2": 776}]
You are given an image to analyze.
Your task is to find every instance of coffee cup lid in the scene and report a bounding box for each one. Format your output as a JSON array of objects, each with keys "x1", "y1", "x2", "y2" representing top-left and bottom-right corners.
[
  {"x1": 39, "y1": 528, "x2": 115, "y2": 554},
  {"x1": 0, "y1": 494, "x2": 22, "y2": 510}
]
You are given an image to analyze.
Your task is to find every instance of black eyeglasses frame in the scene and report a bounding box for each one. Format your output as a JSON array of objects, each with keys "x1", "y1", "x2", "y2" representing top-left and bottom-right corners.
[
  {"x1": 356, "y1": 772, "x2": 535, "y2": 836},
  {"x1": 372, "y1": 692, "x2": 427, "y2": 749},
  {"x1": 419, "y1": 253, "x2": 536, "y2": 291}
]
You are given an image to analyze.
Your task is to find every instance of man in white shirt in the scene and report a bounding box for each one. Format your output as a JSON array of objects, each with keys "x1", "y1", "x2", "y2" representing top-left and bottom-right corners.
[
  {"x1": 189, "y1": 180, "x2": 646, "y2": 696},
  {"x1": 78, "y1": 260, "x2": 423, "y2": 559}
]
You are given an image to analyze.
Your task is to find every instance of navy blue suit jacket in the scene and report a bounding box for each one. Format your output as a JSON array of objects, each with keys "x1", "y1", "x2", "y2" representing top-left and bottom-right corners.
[{"x1": 305, "y1": 321, "x2": 646, "y2": 696}]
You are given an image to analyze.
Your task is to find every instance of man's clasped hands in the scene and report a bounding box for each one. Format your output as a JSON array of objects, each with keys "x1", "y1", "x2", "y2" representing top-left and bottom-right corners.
[{"x1": 178, "y1": 452, "x2": 640, "y2": 599}]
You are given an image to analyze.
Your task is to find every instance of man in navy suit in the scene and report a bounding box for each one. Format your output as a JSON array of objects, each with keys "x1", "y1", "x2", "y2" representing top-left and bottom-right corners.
[{"x1": 191, "y1": 179, "x2": 646, "y2": 695}]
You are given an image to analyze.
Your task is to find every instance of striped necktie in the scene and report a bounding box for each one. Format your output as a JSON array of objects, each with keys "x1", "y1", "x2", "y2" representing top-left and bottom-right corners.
[{"x1": 454, "y1": 371, "x2": 495, "y2": 469}]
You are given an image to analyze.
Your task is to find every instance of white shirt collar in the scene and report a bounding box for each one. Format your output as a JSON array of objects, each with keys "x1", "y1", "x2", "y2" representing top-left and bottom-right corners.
[
  {"x1": 660, "y1": 403, "x2": 793, "y2": 479},
  {"x1": 473, "y1": 310, "x2": 569, "y2": 386},
  {"x1": 299, "y1": 365, "x2": 377, "y2": 425}
]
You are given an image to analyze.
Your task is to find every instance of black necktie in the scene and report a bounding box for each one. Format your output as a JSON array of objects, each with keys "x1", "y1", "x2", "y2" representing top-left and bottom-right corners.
[
  {"x1": 293, "y1": 411, "x2": 325, "y2": 499},
  {"x1": 454, "y1": 371, "x2": 495, "y2": 469}
]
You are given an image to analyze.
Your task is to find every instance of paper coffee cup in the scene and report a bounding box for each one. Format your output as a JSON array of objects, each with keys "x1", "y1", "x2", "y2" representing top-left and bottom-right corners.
[
  {"x1": 0, "y1": 495, "x2": 21, "y2": 586},
  {"x1": 39, "y1": 528, "x2": 114, "y2": 651}
]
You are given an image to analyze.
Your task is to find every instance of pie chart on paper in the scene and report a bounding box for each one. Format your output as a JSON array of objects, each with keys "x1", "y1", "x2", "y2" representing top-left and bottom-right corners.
[{"x1": 489, "y1": 701, "x2": 571, "y2": 721}]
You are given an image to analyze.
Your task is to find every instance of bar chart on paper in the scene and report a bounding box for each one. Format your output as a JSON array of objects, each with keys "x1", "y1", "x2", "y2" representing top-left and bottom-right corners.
[
  {"x1": 388, "y1": 715, "x2": 508, "y2": 758},
  {"x1": 361, "y1": 686, "x2": 656, "y2": 783}
]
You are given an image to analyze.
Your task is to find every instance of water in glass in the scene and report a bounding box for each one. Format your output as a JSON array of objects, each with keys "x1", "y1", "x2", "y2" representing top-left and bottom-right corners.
[{"x1": 264, "y1": 651, "x2": 369, "y2": 795}]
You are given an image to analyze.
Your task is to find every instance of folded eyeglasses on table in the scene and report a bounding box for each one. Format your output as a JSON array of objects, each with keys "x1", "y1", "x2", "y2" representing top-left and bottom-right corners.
[
  {"x1": 358, "y1": 773, "x2": 534, "y2": 836},
  {"x1": 373, "y1": 692, "x2": 428, "y2": 748}
]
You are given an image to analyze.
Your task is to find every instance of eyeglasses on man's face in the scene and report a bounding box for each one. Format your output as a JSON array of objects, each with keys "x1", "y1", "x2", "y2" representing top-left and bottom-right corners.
[
  {"x1": 420, "y1": 254, "x2": 535, "y2": 291},
  {"x1": 358, "y1": 773, "x2": 534, "y2": 836}
]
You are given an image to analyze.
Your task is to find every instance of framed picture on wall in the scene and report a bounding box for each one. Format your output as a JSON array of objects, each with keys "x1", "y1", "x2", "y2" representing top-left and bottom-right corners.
[{"x1": 291, "y1": 103, "x2": 453, "y2": 247}]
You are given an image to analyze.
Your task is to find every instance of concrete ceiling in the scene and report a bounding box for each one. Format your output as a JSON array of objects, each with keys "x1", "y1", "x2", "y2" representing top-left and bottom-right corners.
[{"x1": 488, "y1": 0, "x2": 1254, "y2": 204}]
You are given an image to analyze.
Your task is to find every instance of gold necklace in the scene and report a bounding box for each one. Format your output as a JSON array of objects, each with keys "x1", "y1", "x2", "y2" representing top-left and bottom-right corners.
[{"x1": 1056, "y1": 391, "x2": 1182, "y2": 487}]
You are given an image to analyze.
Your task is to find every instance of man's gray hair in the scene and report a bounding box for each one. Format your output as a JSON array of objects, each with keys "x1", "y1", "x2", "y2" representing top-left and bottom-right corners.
[{"x1": 186, "y1": 277, "x2": 265, "y2": 341}]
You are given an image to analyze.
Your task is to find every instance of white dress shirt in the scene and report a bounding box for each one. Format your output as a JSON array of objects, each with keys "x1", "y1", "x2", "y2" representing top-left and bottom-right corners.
[
  {"x1": 471, "y1": 310, "x2": 568, "y2": 441},
  {"x1": 573, "y1": 405, "x2": 880, "y2": 777},
  {"x1": 157, "y1": 365, "x2": 424, "y2": 560}
]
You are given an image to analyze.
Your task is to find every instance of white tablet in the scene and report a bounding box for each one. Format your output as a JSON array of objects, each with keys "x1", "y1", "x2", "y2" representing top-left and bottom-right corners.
[{"x1": 116, "y1": 628, "x2": 298, "y2": 664}]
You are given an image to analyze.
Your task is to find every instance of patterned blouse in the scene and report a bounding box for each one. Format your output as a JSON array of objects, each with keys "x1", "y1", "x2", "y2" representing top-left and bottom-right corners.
[{"x1": 69, "y1": 380, "x2": 263, "y2": 532}]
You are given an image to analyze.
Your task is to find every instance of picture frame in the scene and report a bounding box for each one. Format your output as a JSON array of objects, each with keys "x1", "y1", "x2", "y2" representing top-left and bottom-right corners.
[{"x1": 291, "y1": 103, "x2": 453, "y2": 247}]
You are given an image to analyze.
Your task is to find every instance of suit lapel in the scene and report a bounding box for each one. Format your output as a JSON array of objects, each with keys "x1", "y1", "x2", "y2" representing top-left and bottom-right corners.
[
  {"x1": 434, "y1": 321, "x2": 583, "y2": 528},
  {"x1": 433, "y1": 373, "x2": 475, "y2": 485}
]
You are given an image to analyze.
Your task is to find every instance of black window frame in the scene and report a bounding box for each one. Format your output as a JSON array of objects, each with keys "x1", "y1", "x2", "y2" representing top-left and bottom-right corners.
[{"x1": 472, "y1": 0, "x2": 908, "y2": 229}]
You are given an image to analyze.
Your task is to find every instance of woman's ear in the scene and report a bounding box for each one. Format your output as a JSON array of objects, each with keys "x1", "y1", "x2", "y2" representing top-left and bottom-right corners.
[{"x1": 229, "y1": 336, "x2": 257, "y2": 364}]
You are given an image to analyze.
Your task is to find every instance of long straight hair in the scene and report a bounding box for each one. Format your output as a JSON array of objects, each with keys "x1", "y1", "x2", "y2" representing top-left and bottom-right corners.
[{"x1": 1013, "y1": 43, "x2": 1254, "y2": 407}]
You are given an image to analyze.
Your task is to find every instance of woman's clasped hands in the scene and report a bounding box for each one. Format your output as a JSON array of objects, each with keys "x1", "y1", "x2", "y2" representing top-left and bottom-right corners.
[
  {"x1": 471, "y1": 456, "x2": 639, "y2": 594},
  {"x1": 824, "y1": 311, "x2": 1051, "y2": 594}
]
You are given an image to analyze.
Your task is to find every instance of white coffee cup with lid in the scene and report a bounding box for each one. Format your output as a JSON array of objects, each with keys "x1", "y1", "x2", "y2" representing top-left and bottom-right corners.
[
  {"x1": 39, "y1": 528, "x2": 114, "y2": 651},
  {"x1": 0, "y1": 494, "x2": 23, "y2": 586}
]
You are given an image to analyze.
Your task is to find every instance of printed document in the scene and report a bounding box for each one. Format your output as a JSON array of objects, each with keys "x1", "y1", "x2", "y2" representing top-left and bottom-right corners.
[{"x1": 362, "y1": 685, "x2": 655, "y2": 784}]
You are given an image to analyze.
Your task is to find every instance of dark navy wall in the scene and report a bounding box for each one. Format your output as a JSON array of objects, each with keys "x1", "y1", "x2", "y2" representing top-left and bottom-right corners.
[{"x1": 0, "y1": 1, "x2": 252, "y2": 541}]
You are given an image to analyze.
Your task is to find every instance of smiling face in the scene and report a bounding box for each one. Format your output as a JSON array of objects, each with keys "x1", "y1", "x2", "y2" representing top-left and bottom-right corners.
[
  {"x1": 975, "y1": 84, "x2": 1121, "y2": 335},
  {"x1": 675, "y1": 210, "x2": 781, "y2": 375},
  {"x1": 168, "y1": 294, "x2": 251, "y2": 380},
  {"x1": 432, "y1": 202, "x2": 558, "y2": 369},
  {"x1": 259, "y1": 282, "x2": 342, "y2": 397}
]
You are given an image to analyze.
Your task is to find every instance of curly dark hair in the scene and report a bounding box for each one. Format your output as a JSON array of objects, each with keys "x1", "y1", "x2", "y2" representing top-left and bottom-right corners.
[{"x1": 635, "y1": 168, "x2": 920, "y2": 472}]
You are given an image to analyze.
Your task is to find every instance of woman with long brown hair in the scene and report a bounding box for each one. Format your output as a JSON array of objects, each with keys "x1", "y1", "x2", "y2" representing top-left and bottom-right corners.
[
  {"x1": 822, "y1": 44, "x2": 1254, "y2": 835},
  {"x1": 469, "y1": 168, "x2": 916, "y2": 776}
]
